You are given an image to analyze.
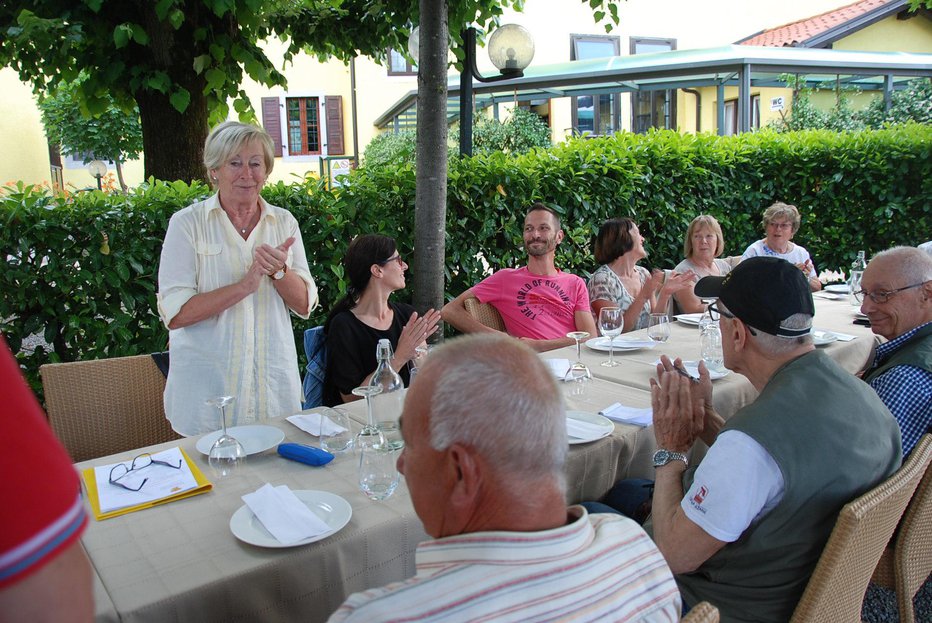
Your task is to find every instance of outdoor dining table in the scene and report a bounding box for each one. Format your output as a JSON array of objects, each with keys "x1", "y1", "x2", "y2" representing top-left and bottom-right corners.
[{"x1": 78, "y1": 383, "x2": 651, "y2": 623}]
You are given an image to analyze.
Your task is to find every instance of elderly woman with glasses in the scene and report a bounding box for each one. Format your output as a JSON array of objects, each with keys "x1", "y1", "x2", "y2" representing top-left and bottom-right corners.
[
  {"x1": 741, "y1": 201, "x2": 822, "y2": 292},
  {"x1": 158, "y1": 122, "x2": 318, "y2": 436},
  {"x1": 322, "y1": 234, "x2": 441, "y2": 406},
  {"x1": 673, "y1": 215, "x2": 734, "y2": 313}
]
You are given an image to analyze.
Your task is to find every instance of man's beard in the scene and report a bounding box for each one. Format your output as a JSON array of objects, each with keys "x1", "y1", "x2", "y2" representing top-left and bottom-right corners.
[{"x1": 525, "y1": 238, "x2": 555, "y2": 257}]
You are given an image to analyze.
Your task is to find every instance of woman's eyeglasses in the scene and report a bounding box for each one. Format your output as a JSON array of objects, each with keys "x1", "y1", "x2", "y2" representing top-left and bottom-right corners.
[
  {"x1": 379, "y1": 254, "x2": 403, "y2": 267},
  {"x1": 109, "y1": 453, "x2": 183, "y2": 492}
]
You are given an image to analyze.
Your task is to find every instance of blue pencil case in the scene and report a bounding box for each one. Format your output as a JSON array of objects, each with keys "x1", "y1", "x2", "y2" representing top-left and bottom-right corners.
[{"x1": 277, "y1": 443, "x2": 334, "y2": 466}]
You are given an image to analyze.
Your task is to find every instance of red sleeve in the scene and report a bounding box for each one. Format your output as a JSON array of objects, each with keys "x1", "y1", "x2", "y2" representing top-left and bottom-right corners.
[{"x1": 0, "y1": 335, "x2": 87, "y2": 588}]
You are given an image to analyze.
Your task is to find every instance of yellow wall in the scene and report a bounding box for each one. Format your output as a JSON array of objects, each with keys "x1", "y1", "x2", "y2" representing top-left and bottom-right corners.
[{"x1": 2, "y1": 0, "x2": 930, "y2": 187}]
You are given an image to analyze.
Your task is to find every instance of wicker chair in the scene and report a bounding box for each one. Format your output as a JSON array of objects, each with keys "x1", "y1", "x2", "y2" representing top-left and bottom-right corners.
[
  {"x1": 681, "y1": 601, "x2": 719, "y2": 622},
  {"x1": 40, "y1": 354, "x2": 181, "y2": 462},
  {"x1": 871, "y1": 434, "x2": 932, "y2": 623},
  {"x1": 789, "y1": 435, "x2": 932, "y2": 623},
  {"x1": 464, "y1": 297, "x2": 506, "y2": 332}
]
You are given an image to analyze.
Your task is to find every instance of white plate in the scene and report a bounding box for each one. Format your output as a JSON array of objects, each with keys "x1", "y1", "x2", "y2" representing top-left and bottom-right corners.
[
  {"x1": 825, "y1": 284, "x2": 850, "y2": 294},
  {"x1": 566, "y1": 410, "x2": 614, "y2": 445},
  {"x1": 812, "y1": 330, "x2": 838, "y2": 346},
  {"x1": 585, "y1": 337, "x2": 657, "y2": 352},
  {"x1": 673, "y1": 313, "x2": 705, "y2": 326},
  {"x1": 230, "y1": 490, "x2": 352, "y2": 548},
  {"x1": 196, "y1": 425, "x2": 285, "y2": 456},
  {"x1": 655, "y1": 360, "x2": 730, "y2": 380}
]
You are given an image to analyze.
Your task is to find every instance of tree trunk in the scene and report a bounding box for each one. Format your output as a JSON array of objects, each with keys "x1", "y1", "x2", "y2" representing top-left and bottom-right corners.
[
  {"x1": 413, "y1": 0, "x2": 449, "y2": 323},
  {"x1": 136, "y1": 85, "x2": 209, "y2": 183},
  {"x1": 115, "y1": 161, "x2": 127, "y2": 194}
]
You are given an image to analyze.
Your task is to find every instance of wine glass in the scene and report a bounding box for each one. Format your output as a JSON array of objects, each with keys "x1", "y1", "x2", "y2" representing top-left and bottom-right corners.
[
  {"x1": 598, "y1": 307, "x2": 624, "y2": 368},
  {"x1": 358, "y1": 445, "x2": 399, "y2": 501},
  {"x1": 205, "y1": 395, "x2": 246, "y2": 478},
  {"x1": 352, "y1": 385, "x2": 385, "y2": 452},
  {"x1": 647, "y1": 314, "x2": 671, "y2": 343},
  {"x1": 563, "y1": 331, "x2": 592, "y2": 403}
]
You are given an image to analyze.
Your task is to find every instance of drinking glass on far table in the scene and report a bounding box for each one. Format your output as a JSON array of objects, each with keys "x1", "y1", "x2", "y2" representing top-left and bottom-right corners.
[
  {"x1": 647, "y1": 314, "x2": 671, "y2": 343},
  {"x1": 205, "y1": 395, "x2": 246, "y2": 478},
  {"x1": 598, "y1": 307, "x2": 624, "y2": 368},
  {"x1": 358, "y1": 445, "x2": 399, "y2": 501},
  {"x1": 563, "y1": 331, "x2": 592, "y2": 403}
]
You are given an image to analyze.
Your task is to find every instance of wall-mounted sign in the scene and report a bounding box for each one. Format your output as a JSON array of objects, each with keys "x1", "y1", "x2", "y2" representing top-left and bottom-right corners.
[{"x1": 770, "y1": 97, "x2": 785, "y2": 111}]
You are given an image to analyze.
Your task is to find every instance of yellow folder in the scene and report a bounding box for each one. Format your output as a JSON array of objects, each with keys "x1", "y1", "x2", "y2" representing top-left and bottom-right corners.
[{"x1": 82, "y1": 448, "x2": 212, "y2": 521}]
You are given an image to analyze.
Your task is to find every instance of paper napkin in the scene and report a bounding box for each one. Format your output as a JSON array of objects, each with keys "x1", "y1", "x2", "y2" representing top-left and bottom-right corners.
[
  {"x1": 544, "y1": 358, "x2": 571, "y2": 380},
  {"x1": 287, "y1": 412, "x2": 349, "y2": 437},
  {"x1": 566, "y1": 417, "x2": 610, "y2": 440},
  {"x1": 242, "y1": 484, "x2": 331, "y2": 545},
  {"x1": 600, "y1": 403, "x2": 653, "y2": 427}
]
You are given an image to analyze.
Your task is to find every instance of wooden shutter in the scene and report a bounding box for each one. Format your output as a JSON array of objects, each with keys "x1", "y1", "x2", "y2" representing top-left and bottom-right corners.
[
  {"x1": 261, "y1": 97, "x2": 283, "y2": 157},
  {"x1": 324, "y1": 95, "x2": 344, "y2": 156}
]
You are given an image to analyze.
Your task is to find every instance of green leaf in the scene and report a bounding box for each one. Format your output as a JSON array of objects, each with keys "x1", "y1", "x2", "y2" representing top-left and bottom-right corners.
[
  {"x1": 146, "y1": 71, "x2": 171, "y2": 93},
  {"x1": 169, "y1": 88, "x2": 190, "y2": 113},
  {"x1": 193, "y1": 54, "x2": 211, "y2": 74},
  {"x1": 113, "y1": 24, "x2": 131, "y2": 48},
  {"x1": 205, "y1": 68, "x2": 226, "y2": 91},
  {"x1": 168, "y1": 9, "x2": 185, "y2": 30}
]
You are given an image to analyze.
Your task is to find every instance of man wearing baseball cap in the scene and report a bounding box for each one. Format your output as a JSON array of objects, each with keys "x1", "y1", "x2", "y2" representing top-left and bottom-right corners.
[{"x1": 591, "y1": 257, "x2": 902, "y2": 622}]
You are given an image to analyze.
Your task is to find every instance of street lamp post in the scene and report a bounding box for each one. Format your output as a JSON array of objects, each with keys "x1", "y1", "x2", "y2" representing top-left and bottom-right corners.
[
  {"x1": 87, "y1": 160, "x2": 108, "y2": 191},
  {"x1": 459, "y1": 25, "x2": 535, "y2": 156}
]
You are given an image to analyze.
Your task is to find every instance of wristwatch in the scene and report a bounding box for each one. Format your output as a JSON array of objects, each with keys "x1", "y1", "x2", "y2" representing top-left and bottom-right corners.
[
  {"x1": 653, "y1": 449, "x2": 688, "y2": 468},
  {"x1": 271, "y1": 264, "x2": 288, "y2": 280}
]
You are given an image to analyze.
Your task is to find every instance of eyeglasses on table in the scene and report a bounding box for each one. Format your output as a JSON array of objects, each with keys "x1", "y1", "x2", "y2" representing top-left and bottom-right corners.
[{"x1": 109, "y1": 453, "x2": 183, "y2": 492}]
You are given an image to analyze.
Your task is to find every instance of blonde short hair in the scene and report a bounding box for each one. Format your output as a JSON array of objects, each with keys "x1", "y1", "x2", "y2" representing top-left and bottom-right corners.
[
  {"x1": 761, "y1": 202, "x2": 801, "y2": 233},
  {"x1": 683, "y1": 215, "x2": 725, "y2": 258},
  {"x1": 203, "y1": 122, "x2": 275, "y2": 184}
]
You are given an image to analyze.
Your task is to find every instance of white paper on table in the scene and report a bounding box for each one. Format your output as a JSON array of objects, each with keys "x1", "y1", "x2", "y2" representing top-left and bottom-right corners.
[
  {"x1": 566, "y1": 417, "x2": 610, "y2": 439},
  {"x1": 813, "y1": 291, "x2": 846, "y2": 301},
  {"x1": 600, "y1": 402, "x2": 653, "y2": 427},
  {"x1": 544, "y1": 358, "x2": 571, "y2": 380},
  {"x1": 825, "y1": 330, "x2": 856, "y2": 342},
  {"x1": 242, "y1": 484, "x2": 331, "y2": 545},
  {"x1": 94, "y1": 447, "x2": 199, "y2": 514},
  {"x1": 287, "y1": 413, "x2": 348, "y2": 437}
]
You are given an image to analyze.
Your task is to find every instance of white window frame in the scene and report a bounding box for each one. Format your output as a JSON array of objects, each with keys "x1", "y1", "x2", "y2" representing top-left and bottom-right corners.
[{"x1": 278, "y1": 92, "x2": 329, "y2": 163}]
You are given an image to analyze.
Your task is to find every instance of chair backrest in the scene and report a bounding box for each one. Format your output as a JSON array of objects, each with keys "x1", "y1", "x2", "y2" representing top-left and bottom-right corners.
[
  {"x1": 464, "y1": 297, "x2": 506, "y2": 332},
  {"x1": 40, "y1": 354, "x2": 181, "y2": 462},
  {"x1": 302, "y1": 326, "x2": 326, "y2": 409},
  {"x1": 681, "y1": 601, "x2": 719, "y2": 623},
  {"x1": 789, "y1": 436, "x2": 932, "y2": 623}
]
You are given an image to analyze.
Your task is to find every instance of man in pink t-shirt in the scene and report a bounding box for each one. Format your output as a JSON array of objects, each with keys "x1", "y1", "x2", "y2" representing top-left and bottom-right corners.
[{"x1": 442, "y1": 203, "x2": 597, "y2": 352}]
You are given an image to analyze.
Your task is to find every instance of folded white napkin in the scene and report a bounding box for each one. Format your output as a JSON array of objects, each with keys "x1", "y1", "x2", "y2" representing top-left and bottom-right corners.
[
  {"x1": 600, "y1": 402, "x2": 653, "y2": 427},
  {"x1": 825, "y1": 330, "x2": 856, "y2": 342},
  {"x1": 287, "y1": 412, "x2": 348, "y2": 437},
  {"x1": 566, "y1": 416, "x2": 610, "y2": 440},
  {"x1": 241, "y1": 484, "x2": 331, "y2": 545},
  {"x1": 813, "y1": 291, "x2": 846, "y2": 301},
  {"x1": 545, "y1": 358, "x2": 571, "y2": 380}
]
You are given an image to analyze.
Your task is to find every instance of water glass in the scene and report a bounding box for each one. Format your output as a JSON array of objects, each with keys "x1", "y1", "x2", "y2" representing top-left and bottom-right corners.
[
  {"x1": 700, "y1": 323, "x2": 724, "y2": 372},
  {"x1": 647, "y1": 314, "x2": 671, "y2": 343},
  {"x1": 205, "y1": 395, "x2": 246, "y2": 478},
  {"x1": 318, "y1": 407, "x2": 353, "y2": 455},
  {"x1": 358, "y1": 445, "x2": 399, "y2": 501}
]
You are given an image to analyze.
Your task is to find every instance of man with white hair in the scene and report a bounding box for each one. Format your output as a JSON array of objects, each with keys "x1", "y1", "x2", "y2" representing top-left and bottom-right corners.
[
  {"x1": 328, "y1": 333, "x2": 681, "y2": 622},
  {"x1": 859, "y1": 246, "x2": 932, "y2": 457},
  {"x1": 589, "y1": 257, "x2": 901, "y2": 623}
]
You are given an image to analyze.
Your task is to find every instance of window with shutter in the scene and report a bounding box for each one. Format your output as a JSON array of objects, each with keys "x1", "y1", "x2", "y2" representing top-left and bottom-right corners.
[
  {"x1": 325, "y1": 96, "x2": 344, "y2": 156},
  {"x1": 285, "y1": 97, "x2": 322, "y2": 156},
  {"x1": 261, "y1": 97, "x2": 283, "y2": 157}
]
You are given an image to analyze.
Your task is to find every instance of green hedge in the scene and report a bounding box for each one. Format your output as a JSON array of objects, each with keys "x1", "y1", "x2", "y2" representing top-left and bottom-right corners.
[{"x1": 3, "y1": 125, "x2": 929, "y2": 399}]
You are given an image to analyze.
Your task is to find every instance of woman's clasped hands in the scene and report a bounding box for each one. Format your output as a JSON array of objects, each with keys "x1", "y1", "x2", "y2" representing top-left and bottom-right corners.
[{"x1": 394, "y1": 309, "x2": 442, "y2": 365}]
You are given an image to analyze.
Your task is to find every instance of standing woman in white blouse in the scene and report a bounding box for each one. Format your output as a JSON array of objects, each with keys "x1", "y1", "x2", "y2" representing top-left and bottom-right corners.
[{"x1": 157, "y1": 122, "x2": 319, "y2": 436}]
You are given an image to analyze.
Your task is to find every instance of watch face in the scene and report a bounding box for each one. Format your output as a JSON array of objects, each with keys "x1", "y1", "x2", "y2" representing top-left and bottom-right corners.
[
  {"x1": 653, "y1": 449, "x2": 670, "y2": 466},
  {"x1": 273, "y1": 269, "x2": 285, "y2": 280}
]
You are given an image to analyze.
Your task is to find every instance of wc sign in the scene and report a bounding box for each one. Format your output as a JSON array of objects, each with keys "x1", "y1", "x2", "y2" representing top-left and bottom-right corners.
[{"x1": 770, "y1": 97, "x2": 785, "y2": 111}]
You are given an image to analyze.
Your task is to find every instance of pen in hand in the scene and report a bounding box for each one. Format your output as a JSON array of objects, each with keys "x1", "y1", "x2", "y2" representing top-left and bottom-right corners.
[{"x1": 673, "y1": 364, "x2": 701, "y2": 384}]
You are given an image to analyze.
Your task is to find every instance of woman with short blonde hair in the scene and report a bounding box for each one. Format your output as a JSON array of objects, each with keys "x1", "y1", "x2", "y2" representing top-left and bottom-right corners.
[
  {"x1": 674, "y1": 215, "x2": 732, "y2": 313},
  {"x1": 741, "y1": 201, "x2": 821, "y2": 292}
]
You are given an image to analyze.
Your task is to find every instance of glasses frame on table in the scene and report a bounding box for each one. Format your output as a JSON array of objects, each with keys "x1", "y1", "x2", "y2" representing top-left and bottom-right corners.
[{"x1": 109, "y1": 453, "x2": 183, "y2": 492}]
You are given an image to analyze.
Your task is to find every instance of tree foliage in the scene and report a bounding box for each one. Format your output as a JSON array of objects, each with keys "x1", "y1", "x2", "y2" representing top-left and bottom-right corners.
[
  {"x1": 37, "y1": 73, "x2": 144, "y2": 191},
  {"x1": 1, "y1": 0, "x2": 613, "y2": 181}
]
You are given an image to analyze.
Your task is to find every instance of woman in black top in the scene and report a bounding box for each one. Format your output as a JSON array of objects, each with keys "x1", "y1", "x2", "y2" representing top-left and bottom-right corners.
[{"x1": 322, "y1": 234, "x2": 441, "y2": 406}]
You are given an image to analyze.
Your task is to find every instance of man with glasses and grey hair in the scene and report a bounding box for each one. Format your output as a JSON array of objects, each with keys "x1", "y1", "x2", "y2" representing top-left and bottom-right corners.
[
  {"x1": 587, "y1": 256, "x2": 901, "y2": 623},
  {"x1": 858, "y1": 246, "x2": 932, "y2": 458},
  {"x1": 328, "y1": 333, "x2": 681, "y2": 622}
]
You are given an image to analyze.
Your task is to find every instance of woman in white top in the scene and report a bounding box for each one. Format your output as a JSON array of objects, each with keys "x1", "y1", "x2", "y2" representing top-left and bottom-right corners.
[
  {"x1": 588, "y1": 218, "x2": 695, "y2": 332},
  {"x1": 673, "y1": 215, "x2": 734, "y2": 314},
  {"x1": 157, "y1": 122, "x2": 318, "y2": 436},
  {"x1": 742, "y1": 201, "x2": 822, "y2": 292}
]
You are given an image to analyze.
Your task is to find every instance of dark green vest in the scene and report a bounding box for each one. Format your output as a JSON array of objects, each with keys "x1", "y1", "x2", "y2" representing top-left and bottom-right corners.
[
  {"x1": 677, "y1": 350, "x2": 901, "y2": 623},
  {"x1": 862, "y1": 322, "x2": 932, "y2": 385}
]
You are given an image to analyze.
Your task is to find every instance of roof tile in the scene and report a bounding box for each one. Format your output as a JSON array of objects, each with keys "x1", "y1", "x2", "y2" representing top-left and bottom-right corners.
[{"x1": 738, "y1": 0, "x2": 901, "y2": 47}]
